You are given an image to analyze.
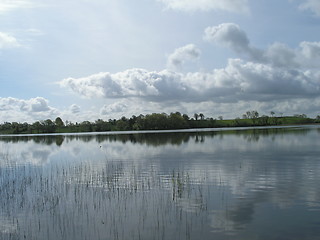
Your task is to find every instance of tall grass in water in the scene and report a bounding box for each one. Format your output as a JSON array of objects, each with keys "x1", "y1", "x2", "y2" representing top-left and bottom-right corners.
[{"x1": 0, "y1": 157, "x2": 213, "y2": 240}]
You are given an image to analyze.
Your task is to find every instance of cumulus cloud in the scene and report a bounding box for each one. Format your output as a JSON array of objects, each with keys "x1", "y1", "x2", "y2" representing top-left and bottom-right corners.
[
  {"x1": 0, "y1": 32, "x2": 20, "y2": 49},
  {"x1": 264, "y1": 42, "x2": 298, "y2": 68},
  {"x1": 29, "y1": 97, "x2": 51, "y2": 112},
  {"x1": 0, "y1": 97, "x2": 103, "y2": 123},
  {"x1": 60, "y1": 59, "x2": 320, "y2": 105},
  {"x1": 264, "y1": 42, "x2": 320, "y2": 69},
  {"x1": 204, "y1": 23, "x2": 249, "y2": 51},
  {"x1": 0, "y1": 97, "x2": 58, "y2": 122},
  {"x1": 60, "y1": 69, "x2": 188, "y2": 101},
  {"x1": 58, "y1": 22, "x2": 320, "y2": 119},
  {"x1": 167, "y1": 44, "x2": 201, "y2": 70},
  {"x1": 204, "y1": 23, "x2": 262, "y2": 61},
  {"x1": 0, "y1": 97, "x2": 50, "y2": 112},
  {"x1": 158, "y1": 0, "x2": 249, "y2": 14},
  {"x1": 204, "y1": 23, "x2": 320, "y2": 69},
  {"x1": 299, "y1": 0, "x2": 320, "y2": 17},
  {"x1": 299, "y1": 41, "x2": 320, "y2": 66}
]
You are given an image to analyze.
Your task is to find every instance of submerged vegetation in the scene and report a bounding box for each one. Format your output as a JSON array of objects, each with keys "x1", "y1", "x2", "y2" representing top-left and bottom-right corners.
[{"x1": 0, "y1": 111, "x2": 319, "y2": 134}]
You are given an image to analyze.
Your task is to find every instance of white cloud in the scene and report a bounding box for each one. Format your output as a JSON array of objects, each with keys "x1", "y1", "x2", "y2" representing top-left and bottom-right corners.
[
  {"x1": 31, "y1": 97, "x2": 50, "y2": 112},
  {"x1": 60, "y1": 69, "x2": 185, "y2": 100},
  {"x1": 0, "y1": 97, "x2": 102, "y2": 123},
  {"x1": 60, "y1": 59, "x2": 320, "y2": 104},
  {"x1": 0, "y1": 97, "x2": 58, "y2": 122},
  {"x1": 204, "y1": 23, "x2": 262, "y2": 61},
  {"x1": 57, "y1": 21, "x2": 320, "y2": 119},
  {"x1": 300, "y1": 41, "x2": 320, "y2": 59},
  {"x1": 61, "y1": 72, "x2": 123, "y2": 98},
  {"x1": 98, "y1": 99, "x2": 167, "y2": 119},
  {"x1": 300, "y1": 0, "x2": 320, "y2": 17},
  {"x1": 264, "y1": 42, "x2": 297, "y2": 67},
  {"x1": 204, "y1": 23, "x2": 320, "y2": 69},
  {"x1": 204, "y1": 23, "x2": 249, "y2": 51},
  {"x1": 0, "y1": 32, "x2": 20, "y2": 49},
  {"x1": 264, "y1": 42, "x2": 320, "y2": 69},
  {"x1": 0, "y1": 97, "x2": 50, "y2": 112},
  {"x1": 299, "y1": 41, "x2": 320, "y2": 66},
  {"x1": 167, "y1": 44, "x2": 201, "y2": 71},
  {"x1": 158, "y1": 0, "x2": 249, "y2": 14},
  {"x1": 1, "y1": 94, "x2": 318, "y2": 125}
]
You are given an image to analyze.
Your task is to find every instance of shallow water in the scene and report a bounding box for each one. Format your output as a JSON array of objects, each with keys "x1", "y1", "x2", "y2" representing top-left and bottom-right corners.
[{"x1": 0, "y1": 126, "x2": 319, "y2": 239}]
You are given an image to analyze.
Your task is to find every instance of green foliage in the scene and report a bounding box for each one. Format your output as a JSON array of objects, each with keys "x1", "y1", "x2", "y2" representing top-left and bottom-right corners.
[
  {"x1": 55, "y1": 117, "x2": 64, "y2": 127},
  {"x1": 0, "y1": 112, "x2": 318, "y2": 135}
]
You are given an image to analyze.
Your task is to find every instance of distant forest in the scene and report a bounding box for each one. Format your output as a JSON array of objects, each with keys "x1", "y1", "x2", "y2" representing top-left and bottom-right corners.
[{"x1": 0, "y1": 111, "x2": 319, "y2": 135}]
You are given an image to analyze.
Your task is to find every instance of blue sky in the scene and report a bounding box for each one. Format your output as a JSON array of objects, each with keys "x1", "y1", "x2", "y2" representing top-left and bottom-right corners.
[{"x1": 1, "y1": 0, "x2": 320, "y2": 123}]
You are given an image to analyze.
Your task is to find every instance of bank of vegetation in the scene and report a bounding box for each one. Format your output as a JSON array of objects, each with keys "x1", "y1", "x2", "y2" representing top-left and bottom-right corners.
[{"x1": 0, "y1": 111, "x2": 319, "y2": 135}]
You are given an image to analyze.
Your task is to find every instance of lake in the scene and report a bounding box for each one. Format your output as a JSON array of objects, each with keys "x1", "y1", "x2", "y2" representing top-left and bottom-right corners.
[{"x1": 0, "y1": 125, "x2": 319, "y2": 240}]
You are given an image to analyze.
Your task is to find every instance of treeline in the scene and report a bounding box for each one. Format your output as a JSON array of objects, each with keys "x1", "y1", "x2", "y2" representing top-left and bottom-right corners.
[{"x1": 0, "y1": 111, "x2": 319, "y2": 135}]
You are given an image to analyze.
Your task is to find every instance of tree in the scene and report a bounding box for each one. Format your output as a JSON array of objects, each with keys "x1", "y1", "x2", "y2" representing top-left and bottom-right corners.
[
  {"x1": 199, "y1": 113, "x2": 204, "y2": 120},
  {"x1": 244, "y1": 110, "x2": 259, "y2": 119},
  {"x1": 94, "y1": 119, "x2": 110, "y2": 132},
  {"x1": 168, "y1": 112, "x2": 188, "y2": 129},
  {"x1": 41, "y1": 119, "x2": 56, "y2": 133},
  {"x1": 294, "y1": 114, "x2": 307, "y2": 118},
  {"x1": 182, "y1": 114, "x2": 189, "y2": 121},
  {"x1": 218, "y1": 116, "x2": 223, "y2": 120},
  {"x1": 55, "y1": 117, "x2": 64, "y2": 128},
  {"x1": 259, "y1": 115, "x2": 269, "y2": 125},
  {"x1": 11, "y1": 122, "x2": 19, "y2": 134},
  {"x1": 234, "y1": 117, "x2": 241, "y2": 126},
  {"x1": 270, "y1": 111, "x2": 275, "y2": 117},
  {"x1": 133, "y1": 114, "x2": 145, "y2": 130},
  {"x1": 32, "y1": 121, "x2": 41, "y2": 133},
  {"x1": 80, "y1": 121, "x2": 92, "y2": 132},
  {"x1": 251, "y1": 111, "x2": 259, "y2": 124},
  {"x1": 129, "y1": 115, "x2": 137, "y2": 129},
  {"x1": 194, "y1": 113, "x2": 199, "y2": 121},
  {"x1": 143, "y1": 113, "x2": 168, "y2": 130},
  {"x1": 116, "y1": 119, "x2": 130, "y2": 131},
  {"x1": 252, "y1": 111, "x2": 259, "y2": 119}
]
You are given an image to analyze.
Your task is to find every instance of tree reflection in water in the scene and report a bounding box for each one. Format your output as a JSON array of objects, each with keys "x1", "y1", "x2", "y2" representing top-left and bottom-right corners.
[{"x1": 0, "y1": 125, "x2": 319, "y2": 240}]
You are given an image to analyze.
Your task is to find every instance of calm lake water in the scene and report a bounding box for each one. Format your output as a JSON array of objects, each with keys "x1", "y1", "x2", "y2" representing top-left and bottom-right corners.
[{"x1": 0, "y1": 125, "x2": 320, "y2": 240}]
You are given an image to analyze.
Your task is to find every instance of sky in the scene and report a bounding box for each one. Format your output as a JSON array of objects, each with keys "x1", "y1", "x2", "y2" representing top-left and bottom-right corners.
[{"x1": 1, "y1": 0, "x2": 320, "y2": 123}]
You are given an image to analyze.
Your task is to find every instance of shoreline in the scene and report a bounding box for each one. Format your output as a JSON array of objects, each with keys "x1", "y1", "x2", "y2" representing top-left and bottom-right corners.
[{"x1": 1, "y1": 123, "x2": 319, "y2": 137}]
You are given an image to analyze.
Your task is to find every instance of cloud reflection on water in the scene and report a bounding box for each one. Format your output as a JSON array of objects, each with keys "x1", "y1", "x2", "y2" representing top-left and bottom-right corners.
[{"x1": 0, "y1": 126, "x2": 319, "y2": 239}]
